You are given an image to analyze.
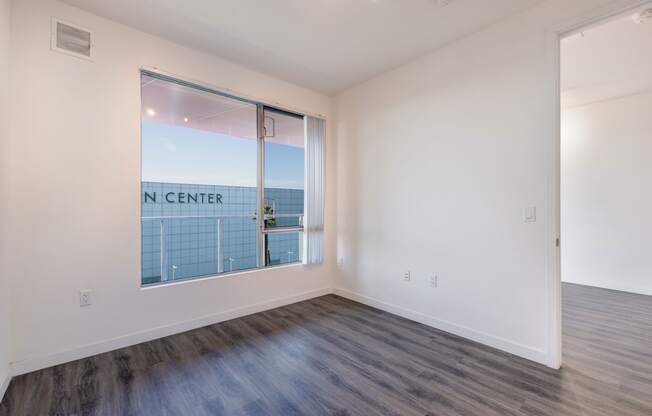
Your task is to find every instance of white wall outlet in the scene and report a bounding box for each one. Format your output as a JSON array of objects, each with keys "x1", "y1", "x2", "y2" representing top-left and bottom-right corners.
[
  {"x1": 79, "y1": 289, "x2": 92, "y2": 307},
  {"x1": 403, "y1": 271, "x2": 411, "y2": 281},
  {"x1": 429, "y1": 274, "x2": 438, "y2": 288},
  {"x1": 523, "y1": 206, "x2": 537, "y2": 223}
]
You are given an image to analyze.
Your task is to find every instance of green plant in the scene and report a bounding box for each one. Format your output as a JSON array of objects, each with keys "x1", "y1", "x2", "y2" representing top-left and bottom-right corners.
[
  {"x1": 264, "y1": 205, "x2": 275, "y2": 265},
  {"x1": 264, "y1": 205, "x2": 276, "y2": 227}
]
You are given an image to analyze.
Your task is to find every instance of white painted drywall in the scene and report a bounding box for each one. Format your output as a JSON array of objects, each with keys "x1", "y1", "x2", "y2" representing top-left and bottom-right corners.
[
  {"x1": 5, "y1": 0, "x2": 336, "y2": 374},
  {"x1": 0, "y1": 0, "x2": 12, "y2": 398},
  {"x1": 561, "y1": 91, "x2": 652, "y2": 295},
  {"x1": 334, "y1": 0, "x2": 640, "y2": 367},
  {"x1": 59, "y1": 0, "x2": 544, "y2": 94},
  {"x1": 561, "y1": 8, "x2": 652, "y2": 108}
]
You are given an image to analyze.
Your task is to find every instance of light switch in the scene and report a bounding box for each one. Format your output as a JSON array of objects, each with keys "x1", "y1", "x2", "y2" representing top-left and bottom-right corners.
[{"x1": 524, "y1": 206, "x2": 536, "y2": 223}]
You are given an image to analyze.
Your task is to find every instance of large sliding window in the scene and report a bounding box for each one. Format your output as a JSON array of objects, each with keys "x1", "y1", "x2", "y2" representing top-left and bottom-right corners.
[
  {"x1": 262, "y1": 108, "x2": 305, "y2": 266},
  {"x1": 140, "y1": 72, "x2": 305, "y2": 285}
]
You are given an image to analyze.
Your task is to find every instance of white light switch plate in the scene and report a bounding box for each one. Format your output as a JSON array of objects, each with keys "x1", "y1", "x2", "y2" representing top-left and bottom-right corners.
[
  {"x1": 524, "y1": 206, "x2": 537, "y2": 223},
  {"x1": 79, "y1": 289, "x2": 92, "y2": 307}
]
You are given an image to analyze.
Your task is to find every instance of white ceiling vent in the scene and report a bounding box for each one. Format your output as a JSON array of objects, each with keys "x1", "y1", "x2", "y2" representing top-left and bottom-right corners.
[{"x1": 51, "y1": 18, "x2": 93, "y2": 60}]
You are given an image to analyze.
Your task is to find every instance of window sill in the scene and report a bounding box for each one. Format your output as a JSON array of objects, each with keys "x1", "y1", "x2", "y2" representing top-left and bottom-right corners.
[{"x1": 140, "y1": 261, "x2": 305, "y2": 291}]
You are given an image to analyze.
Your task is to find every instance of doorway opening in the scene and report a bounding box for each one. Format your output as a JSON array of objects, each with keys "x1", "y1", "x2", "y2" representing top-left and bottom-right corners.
[{"x1": 558, "y1": 2, "x2": 652, "y2": 380}]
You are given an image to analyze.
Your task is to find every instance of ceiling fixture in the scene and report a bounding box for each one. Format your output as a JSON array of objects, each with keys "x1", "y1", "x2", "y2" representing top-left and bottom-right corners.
[
  {"x1": 146, "y1": 108, "x2": 156, "y2": 117},
  {"x1": 183, "y1": 117, "x2": 189, "y2": 123},
  {"x1": 632, "y1": 8, "x2": 652, "y2": 24}
]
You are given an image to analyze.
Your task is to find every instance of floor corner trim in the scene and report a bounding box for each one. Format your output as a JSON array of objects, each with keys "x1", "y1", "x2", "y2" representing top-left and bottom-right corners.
[
  {"x1": 10, "y1": 287, "x2": 334, "y2": 376},
  {"x1": 333, "y1": 287, "x2": 550, "y2": 367}
]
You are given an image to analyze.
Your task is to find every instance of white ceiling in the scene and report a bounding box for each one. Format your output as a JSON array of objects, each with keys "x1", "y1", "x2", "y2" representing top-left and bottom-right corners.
[
  {"x1": 62, "y1": 0, "x2": 543, "y2": 95},
  {"x1": 561, "y1": 6, "x2": 652, "y2": 108}
]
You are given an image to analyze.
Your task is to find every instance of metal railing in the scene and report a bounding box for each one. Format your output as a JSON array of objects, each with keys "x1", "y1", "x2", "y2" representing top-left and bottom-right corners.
[{"x1": 141, "y1": 214, "x2": 304, "y2": 283}]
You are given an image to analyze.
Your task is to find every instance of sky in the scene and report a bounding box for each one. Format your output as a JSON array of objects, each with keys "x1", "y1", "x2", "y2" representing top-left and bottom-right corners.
[{"x1": 141, "y1": 122, "x2": 305, "y2": 189}]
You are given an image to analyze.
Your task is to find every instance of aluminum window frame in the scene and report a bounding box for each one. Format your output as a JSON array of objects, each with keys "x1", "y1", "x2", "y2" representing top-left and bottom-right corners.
[
  {"x1": 257, "y1": 105, "x2": 306, "y2": 267},
  {"x1": 140, "y1": 70, "x2": 305, "y2": 286}
]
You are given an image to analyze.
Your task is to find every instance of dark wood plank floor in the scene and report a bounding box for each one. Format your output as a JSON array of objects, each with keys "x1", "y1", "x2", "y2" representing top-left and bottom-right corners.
[{"x1": 2, "y1": 283, "x2": 652, "y2": 415}]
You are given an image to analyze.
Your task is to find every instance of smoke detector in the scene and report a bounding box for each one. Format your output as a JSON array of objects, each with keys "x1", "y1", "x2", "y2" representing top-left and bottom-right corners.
[{"x1": 632, "y1": 8, "x2": 652, "y2": 24}]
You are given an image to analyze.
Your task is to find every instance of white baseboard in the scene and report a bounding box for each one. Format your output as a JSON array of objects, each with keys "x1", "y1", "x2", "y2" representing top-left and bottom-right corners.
[
  {"x1": 333, "y1": 288, "x2": 551, "y2": 367},
  {"x1": 562, "y1": 279, "x2": 652, "y2": 297},
  {"x1": 0, "y1": 367, "x2": 10, "y2": 404},
  {"x1": 11, "y1": 287, "x2": 333, "y2": 376},
  {"x1": 10, "y1": 285, "x2": 553, "y2": 376}
]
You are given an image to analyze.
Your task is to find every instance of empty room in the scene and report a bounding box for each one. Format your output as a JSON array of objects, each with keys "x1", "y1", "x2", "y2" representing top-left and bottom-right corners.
[
  {"x1": 1, "y1": 0, "x2": 651, "y2": 415},
  {"x1": 560, "y1": 4, "x2": 652, "y2": 409}
]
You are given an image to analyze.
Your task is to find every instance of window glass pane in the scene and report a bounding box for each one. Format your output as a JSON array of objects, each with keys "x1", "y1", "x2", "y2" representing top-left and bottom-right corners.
[
  {"x1": 263, "y1": 109, "x2": 305, "y2": 229},
  {"x1": 266, "y1": 231, "x2": 304, "y2": 266},
  {"x1": 141, "y1": 74, "x2": 258, "y2": 285}
]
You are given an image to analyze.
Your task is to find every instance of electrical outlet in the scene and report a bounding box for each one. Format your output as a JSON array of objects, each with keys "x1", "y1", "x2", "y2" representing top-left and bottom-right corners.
[
  {"x1": 403, "y1": 271, "x2": 411, "y2": 282},
  {"x1": 79, "y1": 289, "x2": 92, "y2": 307},
  {"x1": 429, "y1": 274, "x2": 438, "y2": 288}
]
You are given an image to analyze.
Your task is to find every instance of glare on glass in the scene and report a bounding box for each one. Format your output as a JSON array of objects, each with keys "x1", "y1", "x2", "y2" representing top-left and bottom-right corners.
[
  {"x1": 263, "y1": 108, "x2": 305, "y2": 230},
  {"x1": 140, "y1": 74, "x2": 259, "y2": 285}
]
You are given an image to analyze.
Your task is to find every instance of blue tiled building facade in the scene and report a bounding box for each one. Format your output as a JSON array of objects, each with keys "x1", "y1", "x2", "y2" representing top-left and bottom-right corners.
[{"x1": 141, "y1": 182, "x2": 303, "y2": 285}]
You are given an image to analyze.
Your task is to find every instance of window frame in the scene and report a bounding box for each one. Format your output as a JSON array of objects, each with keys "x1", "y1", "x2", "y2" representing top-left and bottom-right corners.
[{"x1": 140, "y1": 69, "x2": 306, "y2": 286}]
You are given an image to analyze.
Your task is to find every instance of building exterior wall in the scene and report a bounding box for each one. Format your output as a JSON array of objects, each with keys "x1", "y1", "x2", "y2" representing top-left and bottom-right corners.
[{"x1": 142, "y1": 182, "x2": 303, "y2": 284}]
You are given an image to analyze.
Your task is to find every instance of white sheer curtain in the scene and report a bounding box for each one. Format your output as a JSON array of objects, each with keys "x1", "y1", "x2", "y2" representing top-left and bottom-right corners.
[{"x1": 304, "y1": 116, "x2": 325, "y2": 265}]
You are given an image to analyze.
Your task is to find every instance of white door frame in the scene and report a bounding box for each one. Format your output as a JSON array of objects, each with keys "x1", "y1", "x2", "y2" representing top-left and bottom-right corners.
[{"x1": 545, "y1": 0, "x2": 652, "y2": 370}]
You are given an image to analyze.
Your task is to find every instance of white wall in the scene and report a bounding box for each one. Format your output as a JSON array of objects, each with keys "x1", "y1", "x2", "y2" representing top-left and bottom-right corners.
[
  {"x1": 5, "y1": 0, "x2": 336, "y2": 375},
  {"x1": 561, "y1": 91, "x2": 652, "y2": 295},
  {"x1": 334, "y1": 0, "x2": 639, "y2": 367},
  {"x1": 0, "y1": 0, "x2": 12, "y2": 398},
  {"x1": 5, "y1": 0, "x2": 646, "y2": 380}
]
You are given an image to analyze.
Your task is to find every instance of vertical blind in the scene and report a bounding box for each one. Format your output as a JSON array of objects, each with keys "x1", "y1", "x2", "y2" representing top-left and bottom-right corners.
[{"x1": 304, "y1": 116, "x2": 325, "y2": 265}]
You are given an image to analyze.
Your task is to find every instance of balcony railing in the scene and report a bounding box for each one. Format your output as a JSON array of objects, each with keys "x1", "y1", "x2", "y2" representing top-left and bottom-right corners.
[{"x1": 141, "y1": 214, "x2": 303, "y2": 285}]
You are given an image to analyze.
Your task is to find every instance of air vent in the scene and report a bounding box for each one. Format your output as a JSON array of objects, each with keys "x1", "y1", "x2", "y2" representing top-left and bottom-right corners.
[{"x1": 51, "y1": 18, "x2": 93, "y2": 60}]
